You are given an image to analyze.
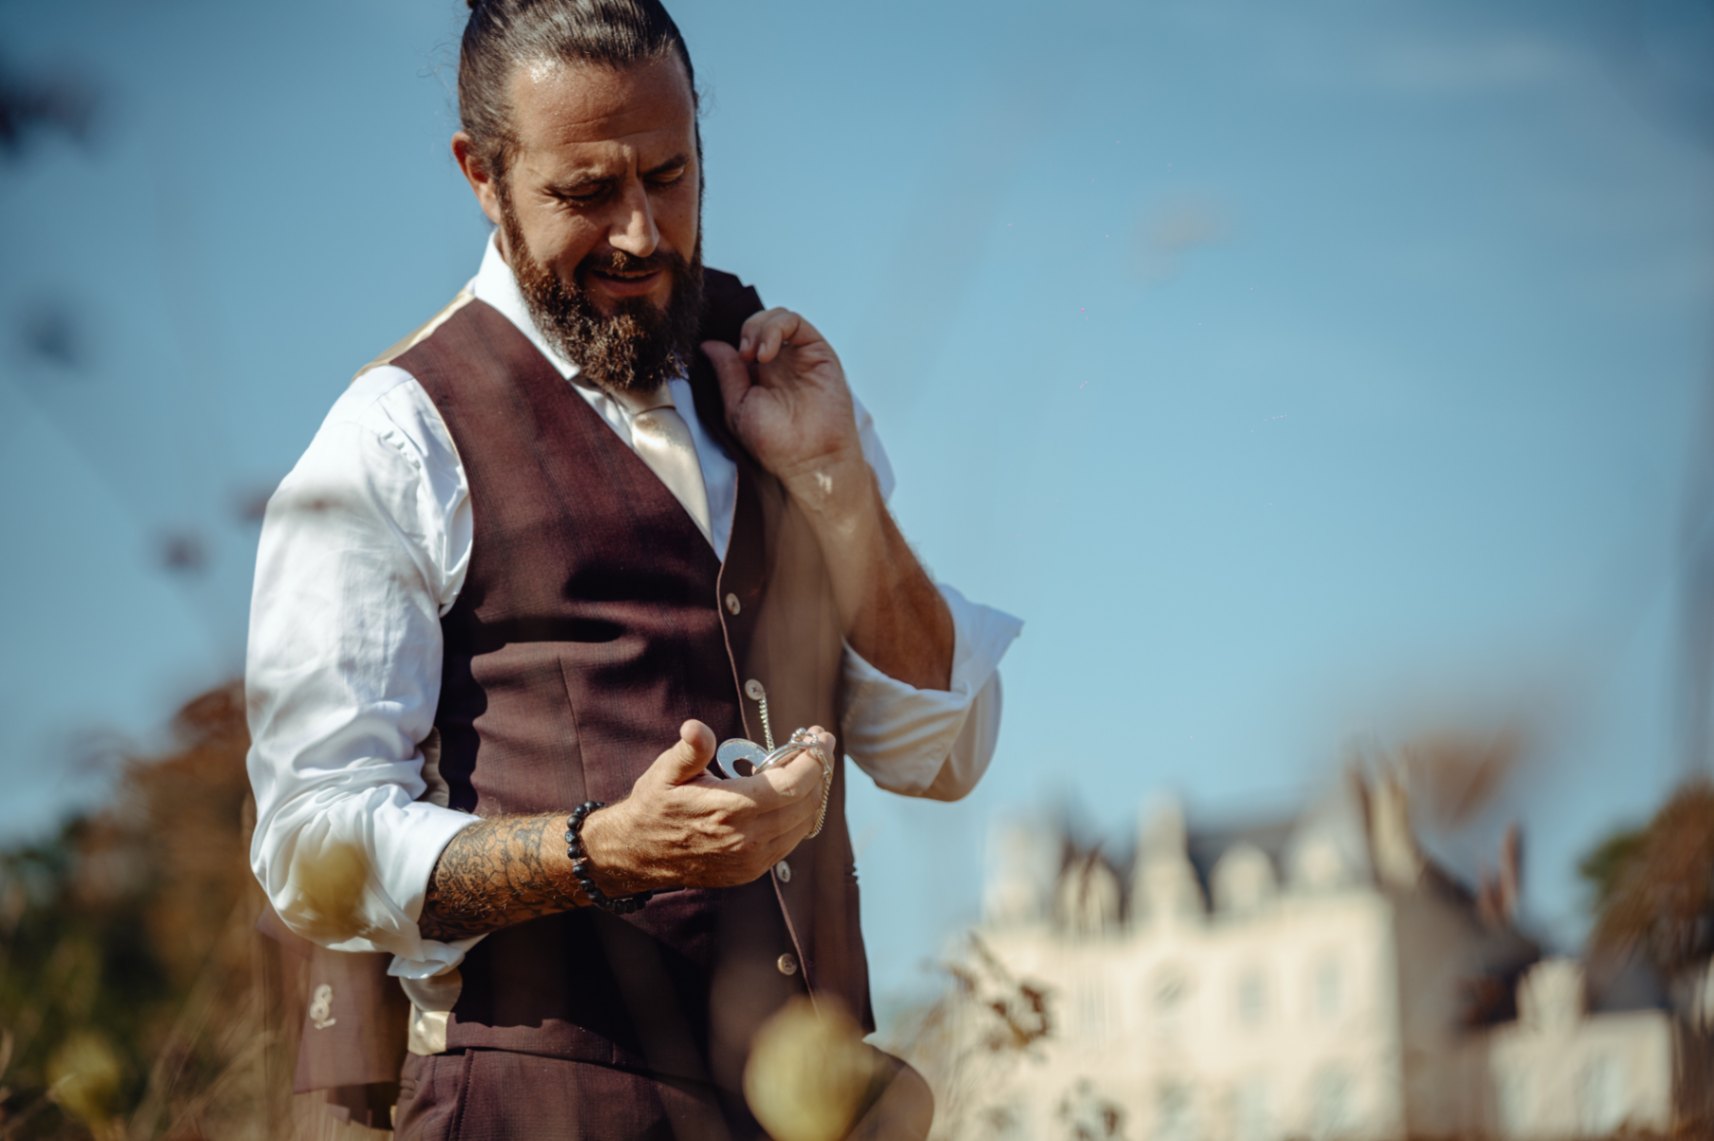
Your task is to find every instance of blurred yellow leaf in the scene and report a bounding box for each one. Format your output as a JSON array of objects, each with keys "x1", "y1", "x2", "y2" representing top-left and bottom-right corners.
[
  {"x1": 744, "y1": 998, "x2": 882, "y2": 1141},
  {"x1": 292, "y1": 840, "x2": 369, "y2": 942},
  {"x1": 46, "y1": 1029, "x2": 123, "y2": 1131}
]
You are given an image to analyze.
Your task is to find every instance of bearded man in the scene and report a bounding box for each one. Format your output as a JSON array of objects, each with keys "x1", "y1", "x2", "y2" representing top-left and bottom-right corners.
[{"x1": 244, "y1": 1, "x2": 1019, "y2": 1137}]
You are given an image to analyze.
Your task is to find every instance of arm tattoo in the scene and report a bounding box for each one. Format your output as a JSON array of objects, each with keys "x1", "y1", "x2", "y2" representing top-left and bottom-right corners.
[{"x1": 419, "y1": 813, "x2": 588, "y2": 942}]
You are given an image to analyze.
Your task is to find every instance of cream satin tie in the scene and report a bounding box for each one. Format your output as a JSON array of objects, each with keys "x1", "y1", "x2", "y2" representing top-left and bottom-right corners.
[{"x1": 625, "y1": 388, "x2": 714, "y2": 546}]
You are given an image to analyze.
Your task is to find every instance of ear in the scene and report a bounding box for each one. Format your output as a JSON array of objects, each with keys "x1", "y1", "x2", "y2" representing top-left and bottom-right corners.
[{"x1": 452, "y1": 131, "x2": 505, "y2": 230}]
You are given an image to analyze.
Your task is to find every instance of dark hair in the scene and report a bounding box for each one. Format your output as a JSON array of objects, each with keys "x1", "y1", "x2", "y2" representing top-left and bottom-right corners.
[{"x1": 459, "y1": 0, "x2": 697, "y2": 179}]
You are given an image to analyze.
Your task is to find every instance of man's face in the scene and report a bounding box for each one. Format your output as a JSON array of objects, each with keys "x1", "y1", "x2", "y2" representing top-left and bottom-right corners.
[{"x1": 485, "y1": 54, "x2": 703, "y2": 396}]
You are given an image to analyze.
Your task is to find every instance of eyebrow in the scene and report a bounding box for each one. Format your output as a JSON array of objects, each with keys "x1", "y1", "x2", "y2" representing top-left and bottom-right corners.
[{"x1": 544, "y1": 154, "x2": 691, "y2": 198}]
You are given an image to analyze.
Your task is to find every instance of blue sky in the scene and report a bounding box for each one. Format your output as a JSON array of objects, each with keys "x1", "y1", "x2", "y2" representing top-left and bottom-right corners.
[{"x1": 3, "y1": 0, "x2": 1713, "y2": 1015}]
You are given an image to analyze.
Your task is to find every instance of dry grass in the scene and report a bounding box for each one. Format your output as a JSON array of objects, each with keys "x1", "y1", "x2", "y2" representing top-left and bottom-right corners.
[
  {"x1": 5, "y1": 685, "x2": 1711, "y2": 1140},
  {"x1": 0, "y1": 683, "x2": 299, "y2": 1140}
]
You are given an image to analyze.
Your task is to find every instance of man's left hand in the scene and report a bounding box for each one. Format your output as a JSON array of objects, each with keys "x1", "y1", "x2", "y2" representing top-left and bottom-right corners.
[{"x1": 701, "y1": 308, "x2": 868, "y2": 504}]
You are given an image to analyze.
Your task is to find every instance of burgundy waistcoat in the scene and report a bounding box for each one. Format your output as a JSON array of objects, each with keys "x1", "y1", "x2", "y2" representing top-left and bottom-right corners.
[{"x1": 391, "y1": 270, "x2": 871, "y2": 1090}]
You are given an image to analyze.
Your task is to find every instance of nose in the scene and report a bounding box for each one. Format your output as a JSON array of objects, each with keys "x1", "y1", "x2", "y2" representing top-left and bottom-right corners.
[{"x1": 608, "y1": 179, "x2": 660, "y2": 258}]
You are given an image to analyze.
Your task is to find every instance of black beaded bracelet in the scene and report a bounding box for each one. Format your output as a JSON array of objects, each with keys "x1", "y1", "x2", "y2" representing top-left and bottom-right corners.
[{"x1": 565, "y1": 800, "x2": 652, "y2": 915}]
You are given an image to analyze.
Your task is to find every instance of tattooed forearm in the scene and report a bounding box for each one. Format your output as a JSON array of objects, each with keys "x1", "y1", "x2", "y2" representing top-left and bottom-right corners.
[{"x1": 418, "y1": 813, "x2": 589, "y2": 942}]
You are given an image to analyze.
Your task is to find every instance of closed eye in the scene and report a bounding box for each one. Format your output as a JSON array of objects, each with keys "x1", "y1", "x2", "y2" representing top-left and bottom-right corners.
[
  {"x1": 647, "y1": 162, "x2": 688, "y2": 188},
  {"x1": 544, "y1": 155, "x2": 690, "y2": 207},
  {"x1": 548, "y1": 182, "x2": 611, "y2": 207}
]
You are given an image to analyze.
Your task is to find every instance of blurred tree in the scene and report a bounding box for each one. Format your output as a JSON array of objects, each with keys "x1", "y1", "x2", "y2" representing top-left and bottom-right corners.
[{"x1": 1581, "y1": 782, "x2": 1714, "y2": 987}]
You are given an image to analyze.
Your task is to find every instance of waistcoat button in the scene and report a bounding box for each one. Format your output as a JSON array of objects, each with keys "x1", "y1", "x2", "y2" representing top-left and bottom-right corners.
[
  {"x1": 776, "y1": 953, "x2": 798, "y2": 976},
  {"x1": 724, "y1": 592, "x2": 742, "y2": 616},
  {"x1": 774, "y1": 860, "x2": 792, "y2": 883}
]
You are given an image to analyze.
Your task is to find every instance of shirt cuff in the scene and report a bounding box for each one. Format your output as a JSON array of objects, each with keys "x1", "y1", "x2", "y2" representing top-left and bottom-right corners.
[
  {"x1": 384, "y1": 803, "x2": 486, "y2": 980},
  {"x1": 841, "y1": 583, "x2": 1022, "y2": 800},
  {"x1": 285, "y1": 798, "x2": 485, "y2": 980}
]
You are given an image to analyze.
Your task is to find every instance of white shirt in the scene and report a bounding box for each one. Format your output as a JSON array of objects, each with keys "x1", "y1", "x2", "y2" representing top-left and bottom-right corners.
[{"x1": 245, "y1": 236, "x2": 1023, "y2": 995}]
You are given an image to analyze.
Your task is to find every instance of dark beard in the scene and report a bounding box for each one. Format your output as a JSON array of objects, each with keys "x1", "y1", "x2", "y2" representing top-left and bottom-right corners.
[{"x1": 497, "y1": 189, "x2": 704, "y2": 397}]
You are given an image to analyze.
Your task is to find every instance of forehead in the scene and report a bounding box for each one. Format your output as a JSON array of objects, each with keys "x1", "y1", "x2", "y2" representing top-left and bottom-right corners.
[{"x1": 505, "y1": 54, "x2": 695, "y2": 173}]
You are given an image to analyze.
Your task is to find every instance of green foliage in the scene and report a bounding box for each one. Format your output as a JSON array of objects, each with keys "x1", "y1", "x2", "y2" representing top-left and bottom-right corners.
[{"x1": 1578, "y1": 824, "x2": 1647, "y2": 913}]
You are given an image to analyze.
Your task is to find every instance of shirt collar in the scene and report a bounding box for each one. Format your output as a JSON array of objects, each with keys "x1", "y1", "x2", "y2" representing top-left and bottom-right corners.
[{"x1": 468, "y1": 231, "x2": 675, "y2": 415}]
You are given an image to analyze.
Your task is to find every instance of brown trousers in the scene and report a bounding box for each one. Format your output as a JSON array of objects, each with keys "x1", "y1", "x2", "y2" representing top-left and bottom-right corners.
[
  {"x1": 390, "y1": 1048, "x2": 934, "y2": 1141},
  {"x1": 392, "y1": 1051, "x2": 765, "y2": 1141}
]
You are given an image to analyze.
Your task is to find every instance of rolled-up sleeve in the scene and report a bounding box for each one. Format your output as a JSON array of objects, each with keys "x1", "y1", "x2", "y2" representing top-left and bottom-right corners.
[
  {"x1": 841, "y1": 584, "x2": 1022, "y2": 800},
  {"x1": 245, "y1": 371, "x2": 481, "y2": 980},
  {"x1": 840, "y1": 399, "x2": 1023, "y2": 800}
]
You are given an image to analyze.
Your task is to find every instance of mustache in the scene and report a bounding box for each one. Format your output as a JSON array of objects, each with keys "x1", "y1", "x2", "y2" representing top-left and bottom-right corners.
[{"x1": 578, "y1": 249, "x2": 686, "y2": 279}]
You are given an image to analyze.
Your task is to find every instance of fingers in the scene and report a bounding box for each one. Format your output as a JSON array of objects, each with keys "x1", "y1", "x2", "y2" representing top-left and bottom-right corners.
[
  {"x1": 809, "y1": 726, "x2": 837, "y2": 764},
  {"x1": 650, "y1": 719, "x2": 718, "y2": 786},
  {"x1": 748, "y1": 310, "x2": 801, "y2": 365},
  {"x1": 743, "y1": 726, "x2": 836, "y2": 809},
  {"x1": 700, "y1": 340, "x2": 753, "y2": 418},
  {"x1": 738, "y1": 308, "x2": 825, "y2": 365},
  {"x1": 760, "y1": 731, "x2": 838, "y2": 848},
  {"x1": 754, "y1": 802, "x2": 820, "y2": 855},
  {"x1": 627, "y1": 722, "x2": 838, "y2": 888},
  {"x1": 769, "y1": 748, "x2": 827, "y2": 799}
]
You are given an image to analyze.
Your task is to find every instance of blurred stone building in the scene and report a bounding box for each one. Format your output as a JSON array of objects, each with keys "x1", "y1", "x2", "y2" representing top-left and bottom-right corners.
[{"x1": 928, "y1": 773, "x2": 1711, "y2": 1139}]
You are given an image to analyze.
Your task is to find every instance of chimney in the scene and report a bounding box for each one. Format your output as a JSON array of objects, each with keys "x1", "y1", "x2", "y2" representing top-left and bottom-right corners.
[{"x1": 1498, "y1": 822, "x2": 1523, "y2": 922}]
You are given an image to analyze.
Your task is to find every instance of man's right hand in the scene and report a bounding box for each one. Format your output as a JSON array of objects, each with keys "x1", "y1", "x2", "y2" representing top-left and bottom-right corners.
[{"x1": 580, "y1": 720, "x2": 833, "y2": 894}]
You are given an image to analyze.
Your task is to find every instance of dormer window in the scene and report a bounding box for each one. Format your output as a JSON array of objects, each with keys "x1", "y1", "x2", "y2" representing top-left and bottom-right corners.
[
  {"x1": 1213, "y1": 845, "x2": 1276, "y2": 915},
  {"x1": 1291, "y1": 834, "x2": 1352, "y2": 890}
]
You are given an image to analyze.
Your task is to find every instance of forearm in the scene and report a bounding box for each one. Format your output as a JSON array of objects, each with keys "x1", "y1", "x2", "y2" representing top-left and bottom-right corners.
[
  {"x1": 786, "y1": 456, "x2": 954, "y2": 691},
  {"x1": 418, "y1": 813, "x2": 582, "y2": 941},
  {"x1": 417, "y1": 807, "x2": 671, "y2": 941},
  {"x1": 417, "y1": 733, "x2": 824, "y2": 940}
]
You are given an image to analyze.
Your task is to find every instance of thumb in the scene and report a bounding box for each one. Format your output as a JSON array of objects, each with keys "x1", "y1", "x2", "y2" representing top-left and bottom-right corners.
[
  {"x1": 651, "y1": 719, "x2": 718, "y2": 786},
  {"x1": 701, "y1": 340, "x2": 753, "y2": 420}
]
